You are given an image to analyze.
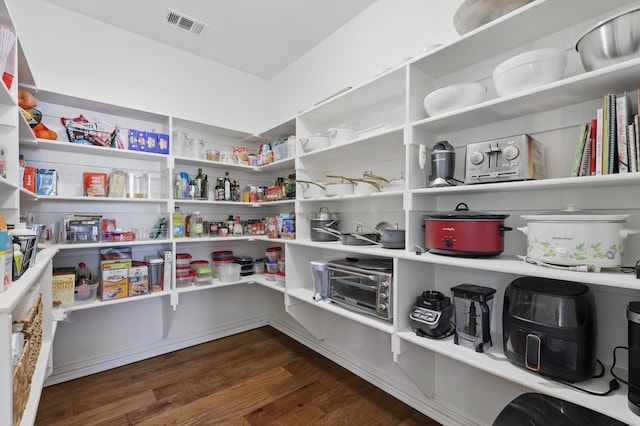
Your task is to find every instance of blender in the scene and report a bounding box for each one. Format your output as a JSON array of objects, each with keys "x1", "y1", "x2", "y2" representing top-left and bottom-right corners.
[
  {"x1": 451, "y1": 284, "x2": 496, "y2": 353},
  {"x1": 421, "y1": 141, "x2": 457, "y2": 187}
]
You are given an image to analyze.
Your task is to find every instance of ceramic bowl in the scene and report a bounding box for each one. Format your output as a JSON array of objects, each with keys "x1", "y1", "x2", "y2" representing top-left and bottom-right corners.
[
  {"x1": 492, "y1": 48, "x2": 566, "y2": 97},
  {"x1": 423, "y1": 83, "x2": 486, "y2": 116}
]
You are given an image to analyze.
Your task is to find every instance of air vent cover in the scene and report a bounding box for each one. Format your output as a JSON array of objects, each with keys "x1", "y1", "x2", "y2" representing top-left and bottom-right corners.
[{"x1": 166, "y1": 9, "x2": 208, "y2": 35}]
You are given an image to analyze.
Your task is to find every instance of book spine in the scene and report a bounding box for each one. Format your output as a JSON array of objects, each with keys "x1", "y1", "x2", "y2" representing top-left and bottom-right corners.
[
  {"x1": 628, "y1": 122, "x2": 637, "y2": 172},
  {"x1": 571, "y1": 123, "x2": 588, "y2": 177},
  {"x1": 579, "y1": 123, "x2": 592, "y2": 176},
  {"x1": 596, "y1": 108, "x2": 604, "y2": 175},
  {"x1": 616, "y1": 92, "x2": 630, "y2": 173},
  {"x1": 607, "y1": 93, "x2": 617, "y2": 174},
  {"x1": 589, "y1": 118, "x2": 597, "y2": 175}
]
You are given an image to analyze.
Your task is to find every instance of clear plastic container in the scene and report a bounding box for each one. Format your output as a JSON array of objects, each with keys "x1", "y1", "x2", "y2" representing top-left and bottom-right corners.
[
  {"x1": 265, "y1": 246, "x2": 282, "y2": 261},
  {"x1": 275, "y1": 271, "x2": 286, "y2": 287},
  {"x1": 74, "y1": 281, "x2": 99, "y2": 304},
  {"x1": 126, "y1": 171, "x2": 146, "y2": 198},
  {"x1": 176, "y1": 267, "x2": 191, "y2": 277},
  {"x1": 278, "y1": 258, "x2": 286, "y2": 274},
  {"x1": 265, "y1": 259, "x2": 278, "y2": 274},
  {"x1": 172, "y1": 130, "x2": 187, "y2": 156},
  {"x1": 218, "y1": 263, "x2": 241, "y2": 282},
  {"x1": 176, "y1": 272, "x2": 194, "y2": 288},
  {"x1": 176, "y1": 253, "x2": 192, "y2": 268}
]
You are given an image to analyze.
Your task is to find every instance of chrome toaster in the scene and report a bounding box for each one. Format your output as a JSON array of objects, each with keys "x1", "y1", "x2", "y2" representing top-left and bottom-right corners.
[{"x1": 465, "y1": 134, "x2": 544, "y2": 184}]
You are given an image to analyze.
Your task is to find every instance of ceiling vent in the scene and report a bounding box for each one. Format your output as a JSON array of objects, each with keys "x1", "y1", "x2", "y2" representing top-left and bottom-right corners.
[{"x1": 165, "y1": 9, "x2": 208, "y2": 35}]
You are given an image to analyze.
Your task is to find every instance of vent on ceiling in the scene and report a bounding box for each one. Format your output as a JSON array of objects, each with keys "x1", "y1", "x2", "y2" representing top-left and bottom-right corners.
[{"x1": 166, "y1": 9, "x2": 208, "y2": 35}]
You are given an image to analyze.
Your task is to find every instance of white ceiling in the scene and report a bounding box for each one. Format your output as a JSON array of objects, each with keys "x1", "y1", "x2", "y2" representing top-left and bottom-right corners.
[{"x1": 45, "y1": 0, "x2": 376, "y2": 79}]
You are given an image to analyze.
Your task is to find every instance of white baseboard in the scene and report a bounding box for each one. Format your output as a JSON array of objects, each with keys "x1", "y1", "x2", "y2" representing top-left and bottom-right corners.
[{"x1": 44, "y1": 314, "x2": 270, "y2": 386}]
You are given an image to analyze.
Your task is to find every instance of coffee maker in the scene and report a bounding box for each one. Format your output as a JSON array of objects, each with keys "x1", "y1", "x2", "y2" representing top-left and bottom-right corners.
[
  {"x1": 428, "y1": 141, "x2": 457, "y2": 187},
  {"x1": 628, "y1": 302, "x2": 640, "y2": 416},
  {"x1": 451, "y1": 284, "x2": 496, "y2": 353}
]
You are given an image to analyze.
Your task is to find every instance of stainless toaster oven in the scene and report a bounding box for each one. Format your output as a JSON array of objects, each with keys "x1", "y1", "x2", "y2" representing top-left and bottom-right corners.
[{"x1": 325, "y1": 257, "x2": 393, "y2": 321}]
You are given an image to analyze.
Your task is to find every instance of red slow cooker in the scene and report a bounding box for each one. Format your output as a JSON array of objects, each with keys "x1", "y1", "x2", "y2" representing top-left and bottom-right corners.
[{"x1": 424, "y1": 203, "x2": 511, "y2": 257}]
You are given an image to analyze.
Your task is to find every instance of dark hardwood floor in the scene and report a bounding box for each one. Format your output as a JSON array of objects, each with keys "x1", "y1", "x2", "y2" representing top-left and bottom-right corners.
[{"x1": 35, "y1": 326, "x2": 442, "y2": 425}]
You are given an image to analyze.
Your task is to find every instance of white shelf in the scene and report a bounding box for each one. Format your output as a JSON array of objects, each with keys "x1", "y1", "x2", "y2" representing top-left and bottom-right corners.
[
  {"x1": 285, "y1": 238, "x2": 400, "y2": 258},
  {"x1": 25, "y1": 138, "x2": 171, "y2": 162},
  {"x1": 173, "y1": 155, "x2": 295, "y2": 172},
  {"x1": 297, "y1": 190, "x2": 404, "y2": 203},
  {"x1": 174, "y1": 198, "x2": 294, "y2": 207},
  {"x1": 396, "y1": 330, "x2": 635, "y2": 425},
  {"x1": 174, "y1": 235, "x2": 284, "y2": 244},
  {"x1": 0, "y1": 176, "x2": 18, "y2": 191},
  {"x1": 33, "y1": 195, "x2": 169, "y2": 203},
  {"x1": 409, "y1": 172, "x2": 640, "y2": 195},
  {"x1": 411, "y1": 57, "x2": 640, "y2": 135},
  {"x1": 297, "y1": 125, "x2": 404, "y2": 160},
  {"x1": 69, "y1": 290, "x2": 171, "y2": 311},
  {"x1": 409, "y1": 0, "x2": 634, "y2": 79},
  {"x1": 56, "y1": 239, "x2": 171, "y2": 250},
  {"x1": 175, "y1": 273, "x2": 280, "y2": 294},
  {"x1": 287, "y1": 287, "x2": 394, "y2": 334}
]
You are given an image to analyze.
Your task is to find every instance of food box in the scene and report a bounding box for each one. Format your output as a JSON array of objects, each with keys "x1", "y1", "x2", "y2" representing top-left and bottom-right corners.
[
  {"x1": 157, "y1": 133, "x2": 170, "y2": 155},
  {"x1": 36, "y1": 169, "x2": 57, "y2": 195},
  {"x1": 145, "y1": 132, "x2": 158, "y2": 153},
  {"x1": 0, "y1": 231, "x2": 10, "y2": 291},
  {"x1": 128, "y1": 129, "x2": 140, "y2": 150},
  {"x1": 23, "y1": 166, "x2": 36, "y2": 193},
  {"x1": 52, "y1": 267, "x2": 75, "y2": 307},
  {"x1": 83, "y1": 172, "x2": 108, "y2": 197},
  {"x1": 100, "y1": 246, "x2": 132, "y2": 261},
  {"x1": 101, "y1": 267, "x2": 128, "y2": 300},
  {"x1": 128, "y1": 263, "x2": 148, "y2": 296},
  {"x1": 66, "y1": 217, "x2": 101, "y2": 244}
]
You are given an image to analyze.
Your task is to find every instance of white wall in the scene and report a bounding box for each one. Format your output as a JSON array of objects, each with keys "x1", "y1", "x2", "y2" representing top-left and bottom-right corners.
[
  {"x1": 266, "y1": 0, "x2": 464, "y2": 125},
  {"x1": 6, "y1": 0, "x2": 270, "y2": 134},
  {"x1": 7, "y1": 0, "x2": 463, "y2": 134}
]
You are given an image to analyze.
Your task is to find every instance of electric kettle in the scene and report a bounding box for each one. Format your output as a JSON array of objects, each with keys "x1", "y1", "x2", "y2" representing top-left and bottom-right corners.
[{"x1": 428, "y1": 141, "x2": 456, "y2": 187}]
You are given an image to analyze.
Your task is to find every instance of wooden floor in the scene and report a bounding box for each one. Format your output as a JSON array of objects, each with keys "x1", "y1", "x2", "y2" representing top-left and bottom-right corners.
[{"x1": 35, "y1": 326, "x2": 441, "y2": 425}]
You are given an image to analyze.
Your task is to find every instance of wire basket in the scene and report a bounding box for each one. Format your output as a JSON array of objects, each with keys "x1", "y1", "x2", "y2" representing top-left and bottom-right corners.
[{"x1": 12, "y1": 225, "x2": 42, "y2": 280}]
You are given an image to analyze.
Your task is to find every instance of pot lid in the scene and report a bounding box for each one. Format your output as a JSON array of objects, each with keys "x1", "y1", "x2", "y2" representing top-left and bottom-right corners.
[
  {"x1": 424, "y1": 202, "x2": 509, "y2": 220},
  {"x1": 522, "y1": 204, "x2": 629, "y2": 221},
  {"x1": 310, "y1": 207, "x2": 339, "y2": 220}
]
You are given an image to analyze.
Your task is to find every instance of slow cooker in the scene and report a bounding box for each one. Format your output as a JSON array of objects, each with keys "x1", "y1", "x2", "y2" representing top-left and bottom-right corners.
[{"x1": 424, "y1": 203, "x2": 511, "y2": 257}]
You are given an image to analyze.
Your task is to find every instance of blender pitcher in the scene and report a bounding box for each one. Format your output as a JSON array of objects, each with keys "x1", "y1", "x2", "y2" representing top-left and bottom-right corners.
[{"x1": 451, "y1": 284, "x2": 496, "y2": 353}]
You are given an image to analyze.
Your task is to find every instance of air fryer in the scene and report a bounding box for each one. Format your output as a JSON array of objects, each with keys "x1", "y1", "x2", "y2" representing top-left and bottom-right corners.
[{"x1": 503, "y1": 276, "x2": 596, "y2": 383}]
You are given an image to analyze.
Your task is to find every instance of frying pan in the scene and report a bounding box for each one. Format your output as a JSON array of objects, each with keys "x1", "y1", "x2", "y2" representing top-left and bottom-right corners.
[
  {"x1": 312, "y1": 226, "x2": 380, "y2": 246},
  {"x1": 355, "y1": 221, "x2": 406, "y2": 249}
]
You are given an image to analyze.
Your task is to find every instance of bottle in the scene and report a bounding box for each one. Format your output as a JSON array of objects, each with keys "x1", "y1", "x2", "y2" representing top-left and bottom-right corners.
[
  {"x1": 179, "y1": 172, "x2": 189, "y2": 198},
  {"x1": 190, "y1": 211, "x2": 204, "y2": 237},
  {"x1": 172, "y1": 206, "x2": 184, "y2": 238},
  {"x1": 201, "y1": 174, "x2": 209, "y2": 199},
  {"x1": 174, "y1": 174, "x2": 182, "y2": 199},
  {"x1": 215, "y1": 178, "x2": 224, "y2": 201},
  {"x1": 185, "y1": 212, "x2": 191, "y2": 237},
  {"x1": 194, "y1": 168, "x2": 204, "y2": 198},
  {"x1": 232, "y1": 179, "x2": 240, "y2": 201},
  {"x1": 188, "y1": 178, "x2": 196, "y2": 199},
  {"x1": 233, "y1": 215, "x2": 243, "y2": 236},
  {"x1": 224, "y1": 172, "x2": 231, "y2": 201},
  {"x1": 76, "y1": 262, "x2": 92, "y2": 286}
]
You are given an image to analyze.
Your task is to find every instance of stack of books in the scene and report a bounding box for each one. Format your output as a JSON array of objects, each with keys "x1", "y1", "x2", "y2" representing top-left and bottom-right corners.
[{"x1": 571, "y1": 90, "x2": 638, "y2": 177}]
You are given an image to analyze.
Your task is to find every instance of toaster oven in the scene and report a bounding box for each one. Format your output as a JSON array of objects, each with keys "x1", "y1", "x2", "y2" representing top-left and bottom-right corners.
[{"x1": 325, "y1": 257, "x2": 393, "y2": 321}]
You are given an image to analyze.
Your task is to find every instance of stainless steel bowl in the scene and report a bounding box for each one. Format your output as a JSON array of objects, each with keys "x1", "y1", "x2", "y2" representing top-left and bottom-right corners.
[{"x1": 576, "y1": 5, "x2": 640, "y2": 72}]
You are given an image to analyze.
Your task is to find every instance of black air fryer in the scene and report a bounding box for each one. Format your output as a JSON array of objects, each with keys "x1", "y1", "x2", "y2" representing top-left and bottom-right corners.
[{"x1": 503, "y1": 276, "x2": 596, "y2": 383}]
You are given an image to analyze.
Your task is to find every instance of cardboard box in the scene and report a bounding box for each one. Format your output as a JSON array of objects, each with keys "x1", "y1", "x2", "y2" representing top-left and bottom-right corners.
[
  {"x1": 100, "y1": 246, "x2": 132, "y2": 261},
  {"x1": 23, "y1": 166, "x2": 36, "y2": 193},
  {"x1": 136, "y1": 131, "x2": 147, "y2": 152},
  {"x1": 145, "y1": 132, "x2": 158, "y2": 153},
  {"x1": 52, "y1": 267, "x2": 75, "y2": 307},
  {"x1": 128, "y1": 129, "x2": 139, "y2": 151},
  {"x1": 101, "y1": 267, "x2": 128, "y2": 300},
  {"x1": 83, "y1": 172, "x2": 108, "y2": 197},
  {"x1": 128, "y1": 263, "x2": 149, "y2": 296},
  {"x1": 157, "y1": 133, "x2": 170, "y2": 155},
  {"x1": 0, "y1": 231, "x2": 11, "y2": 292}
]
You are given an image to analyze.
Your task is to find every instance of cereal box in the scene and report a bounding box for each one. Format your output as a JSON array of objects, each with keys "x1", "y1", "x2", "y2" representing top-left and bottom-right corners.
[
  {"x1": 52, "y1": 267, "x2": 75, "y2": 307},
  {"x1": 102, "y1": 267, "x2": 129, "y2": 300},
  {"x1": 128, "y1": 263, "x2": 148, "y2": 296}
]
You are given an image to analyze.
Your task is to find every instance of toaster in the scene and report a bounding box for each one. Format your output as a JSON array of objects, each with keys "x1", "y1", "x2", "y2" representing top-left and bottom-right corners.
[{"x1": 502, "y1": 276, "x2": 597, "y2": 383}]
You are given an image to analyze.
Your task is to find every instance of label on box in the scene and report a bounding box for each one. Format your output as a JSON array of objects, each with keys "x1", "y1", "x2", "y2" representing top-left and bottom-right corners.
[
  {"x1": 145, "y1": 132, "x2": 158, "y2": 153},
  {"x1": 52, "y1": 267, "x2": 75, "y2": 307},
  {"x1": 136, "y1": 131, "x2": 147, "y2": 152},
  {"x1": 128, "y1": 129, "x2": 139, "y2": 150},
  {"x1": 0, "y1": 231, "x2": 10, "y2": 292},
  {"x1": 100, "y1": 246, "x2": 132, "y2": 261},
  {"x1": 36, "y1": 169, "x2": 57, "y2": 195},
  {"x1": 102, "y1": 268, "x2": 128, "y2": 300},
  {"x1": 129, "y1": 265, "x2": 149, "y2": 296},
  {"x1": 157, "y1": 133, "x2": 170, "y2": 155},
  {"x1": 83, "y1": 172, "x2": 108, "y2": 197}
]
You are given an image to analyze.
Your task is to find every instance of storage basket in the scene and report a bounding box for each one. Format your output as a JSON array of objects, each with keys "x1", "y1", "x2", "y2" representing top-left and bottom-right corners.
[{"x1": 12, "y1": 293, "x2": 42, "y2": 426}]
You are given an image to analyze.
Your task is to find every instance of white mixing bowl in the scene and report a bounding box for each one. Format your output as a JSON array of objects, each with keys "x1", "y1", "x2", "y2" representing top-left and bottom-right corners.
[{"x1": 493, "y1": 48, "x2": 566, "y2": 97}]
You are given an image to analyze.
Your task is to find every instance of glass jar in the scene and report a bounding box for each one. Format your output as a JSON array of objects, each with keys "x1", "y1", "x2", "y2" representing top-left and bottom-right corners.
[
  {"x1": 172, "y1": 131, "x2": 187, "y2": 157},
  {"x1": 189, "y1": 211, "x2": 204, "y2": 237},
  {"x1": 189, "y1": 138, "x2": 204, "y2": 159}
]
